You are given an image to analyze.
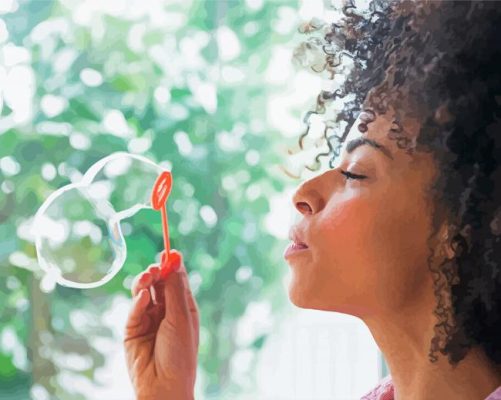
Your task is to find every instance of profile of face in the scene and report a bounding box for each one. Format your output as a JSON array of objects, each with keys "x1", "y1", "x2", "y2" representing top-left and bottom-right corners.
[{"x1": 287, "y1": 108, "x2": 452, "y2": 320}]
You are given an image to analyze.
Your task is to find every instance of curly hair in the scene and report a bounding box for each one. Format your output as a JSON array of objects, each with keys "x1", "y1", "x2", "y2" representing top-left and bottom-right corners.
[{"x1": 288, "y1": 0, "x2": 501, "y2": 367}]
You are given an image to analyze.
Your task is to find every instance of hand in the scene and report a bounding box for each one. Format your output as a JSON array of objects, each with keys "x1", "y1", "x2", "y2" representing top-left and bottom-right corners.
[{"x1": 124, "y1": 249, "x2": 199, "y2": 400}]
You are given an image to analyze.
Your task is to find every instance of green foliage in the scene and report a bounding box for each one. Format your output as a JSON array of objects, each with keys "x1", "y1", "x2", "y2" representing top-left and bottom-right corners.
[{"x1": 0, "y1": 0, "x2": 299, "y2": 398}]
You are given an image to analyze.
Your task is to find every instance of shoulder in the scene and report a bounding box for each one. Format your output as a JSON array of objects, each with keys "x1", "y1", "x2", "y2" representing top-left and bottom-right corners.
[
  {"x1": 360, "y1": 375, "x2": 394, "y2": 400},
  {"x1": 485, "y1": 386, "x2": 501, "y2": 400}
]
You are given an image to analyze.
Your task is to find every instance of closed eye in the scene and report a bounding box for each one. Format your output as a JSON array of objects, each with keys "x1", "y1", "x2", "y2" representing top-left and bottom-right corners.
[{"x1": 339, "y1": 170, "x2": 367, "y2": 180}]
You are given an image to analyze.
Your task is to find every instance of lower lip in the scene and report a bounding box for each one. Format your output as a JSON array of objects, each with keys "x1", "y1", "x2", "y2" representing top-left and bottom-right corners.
[{"x1": 283, "y1": 242, "x2": 309, "y2": 259}]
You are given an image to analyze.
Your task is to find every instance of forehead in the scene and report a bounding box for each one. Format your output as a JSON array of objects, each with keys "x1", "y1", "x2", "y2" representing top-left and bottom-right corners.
[{"x1": 342, "y1": 107, "x2": 422, "y2": 162}]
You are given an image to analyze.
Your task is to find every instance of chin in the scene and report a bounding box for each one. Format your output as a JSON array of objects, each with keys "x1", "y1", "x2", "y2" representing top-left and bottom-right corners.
[
  {"x1": 287, "y1": 281, "x2": 368, "y2": 317},
  {"x1": 287, "y1": 280, "x2": 323, "y2": 310},
  {"x1": 287, "y1": 280, "x2": 309, "y2": 308}
]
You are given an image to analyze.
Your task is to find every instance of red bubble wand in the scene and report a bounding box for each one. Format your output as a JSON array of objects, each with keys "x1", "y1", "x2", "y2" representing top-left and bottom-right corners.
[{"x1": 151, "y1": 171, "x2": 173, "y2": 272}]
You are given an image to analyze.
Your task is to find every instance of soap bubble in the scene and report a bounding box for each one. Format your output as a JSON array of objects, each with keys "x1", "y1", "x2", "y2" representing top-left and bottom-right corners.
[{"x1": 33, "y1": 152, "x2": 169, "y2": 289}]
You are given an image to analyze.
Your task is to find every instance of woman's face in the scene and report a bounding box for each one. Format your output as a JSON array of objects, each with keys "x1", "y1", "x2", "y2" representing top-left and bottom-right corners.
[{"x1": 287, "y1": 110, "x2": 444, "y2": 318}]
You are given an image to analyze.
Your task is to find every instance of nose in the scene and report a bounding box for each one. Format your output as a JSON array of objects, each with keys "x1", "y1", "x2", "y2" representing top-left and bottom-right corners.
[{"x1": 292, "y1": 174, "x2": 325, "y2": 215}]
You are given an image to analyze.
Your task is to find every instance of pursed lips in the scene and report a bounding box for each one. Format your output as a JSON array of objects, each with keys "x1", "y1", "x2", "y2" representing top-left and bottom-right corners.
[
  {"x1": 288, "y1": 226, "x2": 308, "y2": 248},
  {"x1": 284, "y1": 226, "x2": 309, "y2": 259}
]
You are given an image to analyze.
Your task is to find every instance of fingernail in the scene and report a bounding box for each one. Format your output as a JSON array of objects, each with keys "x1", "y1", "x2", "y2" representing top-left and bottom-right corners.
[
  {"x1": 171, "y1": 252, "x2": 182, "y2": 273},
  {"x1": 160, "y1": 251, "x2": 181, "y2": 277}
]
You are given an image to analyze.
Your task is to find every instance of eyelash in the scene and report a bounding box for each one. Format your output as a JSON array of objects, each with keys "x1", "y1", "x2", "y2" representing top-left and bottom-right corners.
[{"x1": 339, "y1": 170, "x2": 367, "y2": 180}]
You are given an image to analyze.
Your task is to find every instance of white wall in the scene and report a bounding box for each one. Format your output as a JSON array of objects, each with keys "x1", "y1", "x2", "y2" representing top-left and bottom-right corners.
[{"x1": 248, "y1": 306, "x2": 381, "y2": 400}]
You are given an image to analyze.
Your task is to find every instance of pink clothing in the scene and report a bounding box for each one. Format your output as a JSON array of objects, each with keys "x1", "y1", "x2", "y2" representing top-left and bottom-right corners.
[{"x1": 361, "y1": 375, "x2": 501, "y2": 400}]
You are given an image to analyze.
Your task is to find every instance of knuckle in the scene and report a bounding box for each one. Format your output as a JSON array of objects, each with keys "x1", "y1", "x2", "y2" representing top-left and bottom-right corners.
[
  {"x1": 147, "y1": 264, "x2": 159, "y2": 272},
  {"x1": 180, "y1": 310, "x2": 190, "y2": 323},
  {"x1": 168, "y1": 308, "x2": 190, "y2": 326},
  {"x1": 141, "y1": 272, "x2": 151, "y2": 283},
  {"x1": 131, "y1": 271, "x2": 151, "y2": 294},
  {"x1": 187, "y1": 296, "x2": 199, "y2": 313},
  {"x1": 131, "y1": 276, "x2": 141, "y2": 293},
  {"x1": 149, "y1": 266, "x2": 160, "y2": 278}
]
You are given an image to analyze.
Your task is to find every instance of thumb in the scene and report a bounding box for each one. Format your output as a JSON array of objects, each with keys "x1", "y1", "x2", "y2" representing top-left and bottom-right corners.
[
  {"x1": 159, "y1": 250, "x2": 189, "y2": 325},
  {"x1": 125, "y1": 288, "x2": 152, "y2": 340},
  {"x1": 160, "y1": 249, "x2": 183, "y2": 278}
]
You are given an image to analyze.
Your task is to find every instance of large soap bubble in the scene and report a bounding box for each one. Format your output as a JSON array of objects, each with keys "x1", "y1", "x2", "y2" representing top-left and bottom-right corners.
[{"x1": 33, "y1": 152, "x2": 170, "y2": 289}]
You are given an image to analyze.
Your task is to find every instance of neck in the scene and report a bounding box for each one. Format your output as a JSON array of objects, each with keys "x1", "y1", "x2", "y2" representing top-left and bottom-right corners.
[{"x1": 362, "y1": 295, "x2": 501, "y2": 400}]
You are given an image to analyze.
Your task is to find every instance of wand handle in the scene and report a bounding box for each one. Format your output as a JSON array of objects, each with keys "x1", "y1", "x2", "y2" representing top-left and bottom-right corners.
[{"x1": 161, "y1": 203, "x2": 170, "y2": 256}]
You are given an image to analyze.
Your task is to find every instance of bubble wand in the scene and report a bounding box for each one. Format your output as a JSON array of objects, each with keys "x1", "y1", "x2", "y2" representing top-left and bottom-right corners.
[{"x1": 151, "y1": 171, "x2": 173, "y2": 275}]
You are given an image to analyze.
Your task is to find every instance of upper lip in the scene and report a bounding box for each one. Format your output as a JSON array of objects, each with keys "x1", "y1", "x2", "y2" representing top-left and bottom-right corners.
[{"x1": 288, "y1": 226, "x2": 308, "y2": 248}]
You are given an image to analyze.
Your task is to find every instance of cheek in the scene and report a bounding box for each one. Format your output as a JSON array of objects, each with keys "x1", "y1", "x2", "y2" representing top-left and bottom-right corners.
[
  {"x1": 313, "y1": 189, "x2": 432, "y2": 311},
  {"x1": 310, "y1": 194, "x2": 383, "y2": 308},
  {"x1": 318, "y1": 194, "x2": 381, "y2": 275}
]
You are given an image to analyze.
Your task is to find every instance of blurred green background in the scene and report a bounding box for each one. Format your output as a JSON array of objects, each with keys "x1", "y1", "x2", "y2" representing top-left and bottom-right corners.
[
  {"x1": 0, "y1": 0, "x2": 316, "y2": 399},
  {"x1": 0, "y1": 0, "x2": 390, "y2": 398},
  {"x1": 0, "y1": 0, "x2": 344, "y2": 400}
]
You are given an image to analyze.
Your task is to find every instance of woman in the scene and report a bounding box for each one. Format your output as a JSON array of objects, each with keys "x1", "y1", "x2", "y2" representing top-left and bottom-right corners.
[{"x1": 123, "y1": 1, "x2": 501, "y2": 399}]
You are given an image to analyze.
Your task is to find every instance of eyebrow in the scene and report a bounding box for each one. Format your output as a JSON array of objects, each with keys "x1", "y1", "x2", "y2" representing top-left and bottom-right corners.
[{"x1": 345, "y1": 137, "x2": 394, "y2": 160}]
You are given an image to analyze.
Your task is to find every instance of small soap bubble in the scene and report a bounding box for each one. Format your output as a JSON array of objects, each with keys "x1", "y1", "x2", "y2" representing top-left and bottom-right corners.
[{"x1": 34, "y1": 152, "x2": 169, "y2": 289}]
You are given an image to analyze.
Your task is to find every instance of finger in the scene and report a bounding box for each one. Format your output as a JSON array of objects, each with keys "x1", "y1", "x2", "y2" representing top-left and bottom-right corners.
[
  {"x1": 160, "y1": 250, "x2": 191, "y2": 327},
  {"x1": 165, "y1": 254, "x2": 200, "y2": 349},
  {"x1": 153, "y1": 253, "x2": 170, "y2": 306},
  {"x1": 125, "y1": 288, "x2": 151, "y2": 338},
  {"x1": 161, "y1": 250, "x2": 200, "y2": 349},
  {"x1": 184, "y1": 288, "x2": 200, "y2": 349},
  {"x1": 149, "y1": 286, "x2": 158, "y2": 306},
  {"x1": 131, "y1": 270, "x2": 153, "y2": 298},
  {"x1": 177, "y1": 262, "x2": 200, "y2": 335},
  {"x1": 146, "y1": 266, "x2": 161, "y2": 305},
  {"x1": 147, "y1": 265, "x2": 161, "y2": 282},
  {"x1": 152, "y1": 279, "x2": 166, "y2": 308}
]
